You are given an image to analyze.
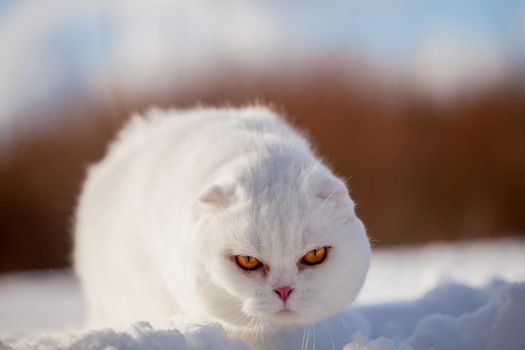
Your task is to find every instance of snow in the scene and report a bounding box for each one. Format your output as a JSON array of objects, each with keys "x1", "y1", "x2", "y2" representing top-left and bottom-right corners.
[
  {"x1": 0, "y1": 322, "x2": 251, "y2": 350},
  {"x1": 1, "y1": 238, "x2": 524, "y2": 349},
  {"x1": 361, "y1": 238, "x2": 525, "y2": 304},
  {"x1": 0, "y1": 270, "x2": 83, "y2": 333}
]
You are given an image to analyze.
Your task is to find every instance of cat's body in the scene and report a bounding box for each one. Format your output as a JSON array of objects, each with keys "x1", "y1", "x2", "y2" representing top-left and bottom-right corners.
[{"x1": 74, "y1": 106, "x2": 370, "y2": 349}]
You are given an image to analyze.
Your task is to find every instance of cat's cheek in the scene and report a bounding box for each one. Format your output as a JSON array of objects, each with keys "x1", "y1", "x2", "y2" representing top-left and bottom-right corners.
[
  {"x1": 298, "y1": 264, "x2": 334, "y2": 289},
  {"x1": 293, "y1": 260, "x2": 355, "y2": 319}
]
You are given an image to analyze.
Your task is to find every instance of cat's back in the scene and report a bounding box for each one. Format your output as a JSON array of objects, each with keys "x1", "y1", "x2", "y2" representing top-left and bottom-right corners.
[
  {"x1": 106, "y1": 106, "x2": 308, "y2": 189},
  {"x1": 77, "y1": 106, "x2": 303, "y2": 223},
  {"x1": 98, "y1": 105, "x2": 302, "y2": 168},
  {"x1": 76, "y1": 106, "x2": 310, "y2": 237}
]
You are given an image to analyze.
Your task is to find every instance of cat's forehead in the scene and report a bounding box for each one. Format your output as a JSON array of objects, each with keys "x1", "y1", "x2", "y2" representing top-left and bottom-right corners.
[{"x1": 228, "y1": 196, "x2": 332, "y2": 261}]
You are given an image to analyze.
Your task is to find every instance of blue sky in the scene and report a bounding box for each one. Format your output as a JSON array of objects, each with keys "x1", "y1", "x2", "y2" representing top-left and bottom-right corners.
[
  {"x1": 1, "y1": 0, "x2": 524, "y2": 62},
  {"x1": 0, "y1": 0, "x2": 523, "y2": 127},
  {"x1": 273, "y1": 0, "x2": 525, "y2": 62}
]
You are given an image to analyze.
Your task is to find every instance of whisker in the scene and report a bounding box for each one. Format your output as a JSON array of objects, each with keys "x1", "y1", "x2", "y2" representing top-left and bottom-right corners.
[
  {"x1": 213, "y1": 302, "x2": 241, "y2": 315},
  {"x1": 312, "y1": 324, "x2": 316, "y2": 350},
  {"x1": 301, "y1": 326, "x2": 307, "y2": 350},
  {"x1": 310, "y1": 180, "x2": 348, "y2": 223},
  {"x1": 304, "y1": 327, "x2": 310, "y2": 350},
  {"x1": 325, "y1": 322, "x2": 336, "y2": 350}
]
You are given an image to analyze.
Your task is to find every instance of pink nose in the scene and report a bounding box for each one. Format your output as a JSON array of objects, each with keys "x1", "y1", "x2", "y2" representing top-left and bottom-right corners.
[{"x1": 274, "y1": 286, "x2": 294, "y2": 302}]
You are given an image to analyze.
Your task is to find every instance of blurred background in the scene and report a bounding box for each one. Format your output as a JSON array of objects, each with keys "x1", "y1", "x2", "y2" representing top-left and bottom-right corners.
[{"x1": 1, "y1": 0, "x2": 524, "y2": 273}]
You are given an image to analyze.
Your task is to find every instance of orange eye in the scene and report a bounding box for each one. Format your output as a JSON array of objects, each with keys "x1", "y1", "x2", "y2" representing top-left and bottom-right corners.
[
  {"x1": 301, "y1": 247, "x2": 328, "y2": 266},
  {"x1": 236, "y1": 255, "x2": 263, "y2": 271}
]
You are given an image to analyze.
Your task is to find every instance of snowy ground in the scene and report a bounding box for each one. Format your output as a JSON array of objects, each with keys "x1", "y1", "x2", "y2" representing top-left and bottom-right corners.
[{"x1": 1, "y1": 238, "x2": 524, "y2": 349}]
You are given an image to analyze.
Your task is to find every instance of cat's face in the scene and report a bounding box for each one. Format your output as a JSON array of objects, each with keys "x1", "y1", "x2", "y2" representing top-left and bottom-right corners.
[{"x1": 190, "y1": 168, "x2": 371, "y2": 333}]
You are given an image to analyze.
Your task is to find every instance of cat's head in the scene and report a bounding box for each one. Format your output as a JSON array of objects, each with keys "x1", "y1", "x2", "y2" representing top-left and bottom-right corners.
[{"x1": 189, "y1": 156, "x2": 370, "y2": 334}]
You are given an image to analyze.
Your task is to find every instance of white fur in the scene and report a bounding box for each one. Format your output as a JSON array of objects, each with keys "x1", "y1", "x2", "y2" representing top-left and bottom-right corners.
[{"x1": 74, "y1": 106, "x2": 371, "y2": 348}]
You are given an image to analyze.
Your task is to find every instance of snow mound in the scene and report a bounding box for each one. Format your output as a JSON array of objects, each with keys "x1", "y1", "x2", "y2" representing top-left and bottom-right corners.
[
  {"x1": 406, "y1": 282, "x2": 525, "y2": 350},
  {"x1": 2, "y1": 282, "x2": 524, "y2": 350},
  {"x1": 0, "y1": 322, "x2": 250, "y2": 350}
]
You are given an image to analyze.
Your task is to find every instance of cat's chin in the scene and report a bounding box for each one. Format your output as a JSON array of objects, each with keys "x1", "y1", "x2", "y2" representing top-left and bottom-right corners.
[
  {"x1": 245, "y1": 308, "x2": 311, "y2": 326},
  {"x1": 271, "y1": 309, "x2": 304, "y2": 324},
  {"x1": 275, "y1": 308, "x2": 294, "y2": 316}
]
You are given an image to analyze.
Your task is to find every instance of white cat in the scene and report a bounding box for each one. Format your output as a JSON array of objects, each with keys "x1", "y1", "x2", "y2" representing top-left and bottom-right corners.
[{"x1": 74, "y1": 105, "x2": 371, "y2": 349}]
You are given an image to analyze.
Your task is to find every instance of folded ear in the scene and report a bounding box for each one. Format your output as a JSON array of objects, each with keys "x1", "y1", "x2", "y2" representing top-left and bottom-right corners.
[
  {"x1": 198, "y1": 181, "x2": 239, "y2": 210},
  {"x1": 313, "y1": 175, "x2": 353, "y2": 209}
]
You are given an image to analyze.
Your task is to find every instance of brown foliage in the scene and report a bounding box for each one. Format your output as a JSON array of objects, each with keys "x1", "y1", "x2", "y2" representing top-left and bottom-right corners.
[{"x1": 1, "y1": 70, "x2": 524, "y2": 272}]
